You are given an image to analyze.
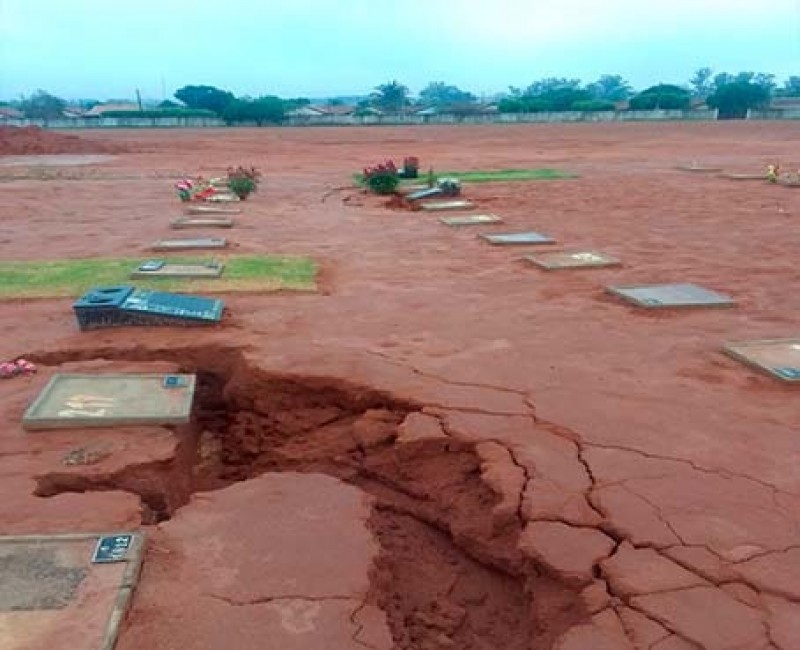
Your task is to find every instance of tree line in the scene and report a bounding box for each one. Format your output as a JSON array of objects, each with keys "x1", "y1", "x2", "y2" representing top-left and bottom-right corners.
[{"x1": 6, "y1": 68, "x2": 799, "y2": 122}]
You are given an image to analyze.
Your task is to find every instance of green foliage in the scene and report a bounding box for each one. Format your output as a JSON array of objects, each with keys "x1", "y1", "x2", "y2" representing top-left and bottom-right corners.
[
  {"x1": 174, "y1": 85, "x2": 235, "y2": 115},
  {"x1": 498, "y1": 78, "x2": 592, "y2": 113},
  {"x1": 690, "y1": 67, "x2": 714, "y2": 97},
  {"x1": 571, "y1": 100, "x2": 616, "y2": 112},
  {"x1": 20, "y1": 90, "x2": 66, "y2": 119},
  {"x1": 707, "y1": 81, "x2": 771, "y2": 119},
  {"x1": 419, "y1": 82, "x2": 476, "y2": 106},
  {"x1": 100, "y1": 109, "x2": 216, "y2": 118},
  {"x1": 227, "y1": 176, "x2": 256, "y2": 199},
  {"x1": 370, "y1": 80, "x2": 410, "y2": 113},
  {"x1": 435, "y1": 168, "x2": 574, "y2": 183},
  {"x1": 222, "y1": 96, "x2": 285, "y2": 125},
  {"x1": 158, "y1": 99, "x2": 183, "y2": 108},
  {"x1": 629, "y1": 84, "x2": 691, "y2": 110},
  {"x1": 586, "y1": 75, "x2": 632, "y2": 101},
  {"x1": 777, "y1": 76, "x2": 800, "y2": 97}
]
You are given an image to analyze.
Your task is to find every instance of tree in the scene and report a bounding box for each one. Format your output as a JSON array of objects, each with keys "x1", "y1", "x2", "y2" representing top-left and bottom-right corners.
[
  {"x1": 586, "y1": 75, "x2": 633, "y2": 102},
  {"x1": 778, "y1": 76, "x2": 800, "y2": 97},
  {"x1": 370, "y1": 80, "x2": 410, "y2": 113},
  {"x1": 707, "y1": 81, "x2": 771, "y2": 119},
  {"x1": 174, "y1": 85, "x2": 234, "y2": 115},
  {"x1": 419, "y1": 82, "x2": 476, "y2": 106},
  {"x1": 629, "y1": 84, "x2": 691, "y2": 110},
  {"x1": 690, "y1": 67, "x2": 714, "y2": 98},
  {"x1": 20, "y1": 90, "x2": 66, "y2": 119},
  {"x1": 524, "y1": 78, "x2": 582, "y2": 97},
  {"x1": 158, "y1": 99, "x2": 182, "y2": 109},
  {"x1": 222, "y1": 96, "x2": 285, "y2": 126}
]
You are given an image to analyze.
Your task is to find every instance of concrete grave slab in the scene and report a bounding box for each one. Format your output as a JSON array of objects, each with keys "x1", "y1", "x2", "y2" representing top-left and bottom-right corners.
[
  {"x1": 205, "y1": 193, "x2": 240, "y2": 203},
  {"x1": 676, "y1": 164, "x2": 723, "y2": 173},
  {"x1": 406, "y1": 187, "x2": 443, "y2": 201},
  {"x1": 481, "y1": 231, "x2": 555, "y2": 245},
  {"x1": 151, "y1": 238, "x2": 228, "y2": 251},
  {"x1": 721, "y1": 173, "x2": 768, "y2": 181},
  {"x1": 22, "y1": 373, "x2": 196, "y2": 430},
  {"x1": 606, "y1": 283, "x2": 735, "y2": 309},
  {"x1": 130, "y1": 261, "x2": 224, "y2": 279},
  {"x1": 526, "y1": 250, "x2": 620, "y2": 270},
  {"x1": 421, "y1": 200, "x2": 475, "y2": 211},
  {"x1": 723, "y1": 339, "x2": 800, "y2": 382},
  {"x1": 0, "y1": 532, "x2": 144, "y2": 650},
  {"x1": 440, "y1": 214, "x2": 503, "y2": 227},
  {"x1": 184, "y1": 205, "x2": 241, "y2": 215},
  {"x1": 171, "y1": 217, "x2": 234, "y2": 229}
]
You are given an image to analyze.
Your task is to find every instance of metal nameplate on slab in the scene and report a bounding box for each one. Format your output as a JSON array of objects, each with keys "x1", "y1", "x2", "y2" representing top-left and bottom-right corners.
[
  {"x1": 22, "y1": 373, "x2": 196, "y2": 429},
  {"x1": 723, "y1": 339, "x2": 800, "y2": 383},
  {"x1": 151, "y1": 238, "x2": 228, "y2": 251},
  {"x1": 421, "y1": 200, "x2": 475, "y2": 211},
  {"x1": 91, "y1": 535, "x2": 134, "y2": 564},
  {"x1": 130, "y1": 262, "x2": 224, "y2": 279},
  {"x1": 606, "y1": 283, "x2": 735, "y2": 309},
  {"x1": 526, "y1": 250, "x2": 620, "y2": 270},
  {"x1": 171, "y1": 217, "x2": 234, "y2": 229},
  {"x1": 440, "y1": 214, "x2": 503, "y2": 226},
  {"x1": 481, "y1": 231, "x2": 555, "y2": 245}
]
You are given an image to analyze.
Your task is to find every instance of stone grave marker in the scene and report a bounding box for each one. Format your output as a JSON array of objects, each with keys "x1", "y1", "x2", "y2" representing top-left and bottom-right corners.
[
  {"x1": 526, "y1": 250, "x2": 620, "y2": 270},
  {"x1": 73, "y1": 286, "x2": 224, "y2": 330},
  {"x1": 23, "y1": 373, "x2": 196, "y2": 430},
  {"x1": 130, "y1": 260, "x2": 224, "y2": 279},
  {"x1": 676, "y1": 163, "x2": 723, "y2": 173},
  {"x1": 606, "y1": 283, "x2": 735, "y2": 309},
  {"x1": 184, "y1": 205, "x2": 241, "y2": 215},
  {"x1": 421, "y1": 200, "x2": 475, "y2": 211},
  {"x1": 151, "y1": 238, "x2": 228, "y2": 251},
  {"x1": 439, "y1": 214, "x2": 503, "y2": 227},
  {"x1": 171, "y1": 217, "x2": 234, "y2": 229},
  {"x1": 0, "y1": 532, "x2": 144, "y2": 650},
  {"x1": 481, "y1": 231, "x2": 555, "y2": 245},
  {"x1": 723, "y1": 339, "x2": 800, "y2": 382}
]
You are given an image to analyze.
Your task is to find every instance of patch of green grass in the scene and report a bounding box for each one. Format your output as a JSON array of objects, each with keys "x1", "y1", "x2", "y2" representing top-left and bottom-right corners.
[
  {"x1": 353, "y1": 167, "x2": 574, "y2": 186},
  {"x1": 0, "y1": 255, "x2": 318, "y2": 300}
]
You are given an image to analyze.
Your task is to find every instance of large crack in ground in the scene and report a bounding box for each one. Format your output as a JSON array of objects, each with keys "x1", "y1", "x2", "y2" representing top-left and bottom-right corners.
[{"x1": 28, "y1": 345, "x2": 590, "y2": 650}]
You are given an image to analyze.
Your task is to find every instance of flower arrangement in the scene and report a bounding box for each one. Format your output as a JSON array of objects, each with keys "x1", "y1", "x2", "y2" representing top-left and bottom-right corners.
[
  {"x1": 174, "y1": 177, "x2": 216, "y2": 202},
  {"x1": 226, "y1": 165, "x2": 262, "y2": 199},
  {"x1": 363, "y1": 160, "x2": 400, "y2": 195}
]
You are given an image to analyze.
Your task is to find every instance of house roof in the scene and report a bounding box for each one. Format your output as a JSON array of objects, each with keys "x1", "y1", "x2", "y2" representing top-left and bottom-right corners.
[
  {"x1": 0, "y1": 106, "x2": 23, "y2": 118},
  {"x1": 84, "y1": 103, "x2": 141, "y2": 116},
  {"x1": 318, "y1": 105, "x2": 356, "y2": 116}
]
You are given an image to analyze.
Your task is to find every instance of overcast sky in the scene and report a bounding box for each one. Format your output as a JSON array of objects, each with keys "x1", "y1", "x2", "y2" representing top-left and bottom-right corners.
[{"x1": 1, "y1": 0, "x2": 798, "y2": 101}]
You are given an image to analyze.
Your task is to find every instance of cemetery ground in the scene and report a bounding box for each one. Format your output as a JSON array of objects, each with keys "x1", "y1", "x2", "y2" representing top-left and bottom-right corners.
[{"x1": 0, "y1": 122, "x2": 799, "y2": 649}]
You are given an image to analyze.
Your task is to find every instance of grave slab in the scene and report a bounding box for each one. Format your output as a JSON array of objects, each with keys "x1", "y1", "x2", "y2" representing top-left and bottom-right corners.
[
  {"x1": 676, "y1": 164, "x2": 723, "y2": 173},
  {"x1": 184, "y1": 205, "x2": 241, "y2": 215},
  {"x1": 171, "y1": 217, "x2": 234, "y2": 229},
  {"x1": 205, "y1": 193, "x2": 240, "y2": 203},
  {"x1": 526, "y1": 250, "x2": 620, "y2": 270},
  {"x1": 73, "y1": 286, "x2": 224, "y2": 329},
  {"x1": 22, "y1": 373, "x2": 196, "y2": 430},
  {"x1": 482, "y1": 231, "x2": 555, "y2": 245},
  {"x1": 721, "y1": 173, "x2": 768, "y2": 181},
  {"x1": 151, "y1": 238, "x2": 228, "y2": 251},
  {"x1": 723, "y1": 339, "x2": 800, "y2": 382},
  {"x1": 421, "y1": 200, "x2": 475, "y2": 211},
  {"x1": 131, "y1": 261, "x2": 224, "y2": 279},
  {"x1": 606, "y1": 283, "x2": 735, "y2": 309},
  {"x1": 0, "y1": 532, "x2": 144, "y2": 650},
  {"x1": 440, "y1": 214, "x2": 503, "y2": 227},
  {"x1": 406, "y1": 187, "x2": 443, "y2": 201}
]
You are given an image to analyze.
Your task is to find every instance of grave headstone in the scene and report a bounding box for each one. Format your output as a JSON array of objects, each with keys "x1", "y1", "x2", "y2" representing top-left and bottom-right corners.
[
  {"x1": 171, "y1": 217, "x2": 234, "y2": 229},
  {"x1": 151, "y1": 238, "x2": 228, "y2": 251},
  {"x1": 0, "y1": 532, "x2": 143, "y2": 650},
  {"x1": 481, "y1": 231, "x2": 555, "y2": 245},
  {"x1": 184, "y1": 205, "x2": 241, "y2": 215},
  {"x1": 206, "y1": 193, "x2": 240, "y2": 202},
  {"x1": 130, "y1": 260, "x2": 224, "y2": 279},
  {"x1": 606, "y1": 283, "x2": 735, "y2": 309},
  {"x1": 23, "y1": 373, "x2": 196, "y2": 429},
  {"x1": 723, "y1": 339, "x2": 800, "y2": 382},
  {"x1": 421, "y1": 200, "x2": 475, "y2": 211},
  {"x1": 73, "y1": 285, "x2": 224, "y2": 330},
  {"x1": 526, "y1": 250, "x2": 620, "y2": 270},
  {"x1": 439, "y1": 214, "x2": 503, "y2": 226}
]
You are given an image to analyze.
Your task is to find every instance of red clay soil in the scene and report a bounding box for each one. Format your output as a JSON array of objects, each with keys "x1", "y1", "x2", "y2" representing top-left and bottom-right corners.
[
  {"x1": 0, "y1": 125, "x2": 126, "y2": 155},
  {"x1": 1, "y1": 123, "x2": 800, "y2": 650}
]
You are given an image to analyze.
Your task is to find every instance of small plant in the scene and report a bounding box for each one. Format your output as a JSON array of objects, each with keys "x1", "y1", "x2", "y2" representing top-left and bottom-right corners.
[
  {"x1": 363, "y1": 160, "x2": 400, "y2": 195},
  {"x1": 767, "y1": 164, "x2": 780, "y2": 184},
  {"x1": 227, "y1": 165, "x2": 262, "y2": 199}
]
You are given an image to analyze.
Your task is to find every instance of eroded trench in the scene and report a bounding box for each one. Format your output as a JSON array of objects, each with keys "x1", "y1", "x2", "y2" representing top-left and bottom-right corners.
[{"x1": 31, "y1": 346, "x2": 589, "y2": 650}]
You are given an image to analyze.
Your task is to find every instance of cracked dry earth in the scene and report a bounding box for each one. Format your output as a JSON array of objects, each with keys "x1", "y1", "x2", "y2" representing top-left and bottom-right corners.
[{"x1": 1, "y1": 123, "x2": 800, "y2": 649}]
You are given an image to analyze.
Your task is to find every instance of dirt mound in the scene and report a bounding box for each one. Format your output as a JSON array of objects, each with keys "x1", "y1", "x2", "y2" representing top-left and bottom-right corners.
[{"x1": 0, "y1": 126, "x2": 126, "y2": 155}]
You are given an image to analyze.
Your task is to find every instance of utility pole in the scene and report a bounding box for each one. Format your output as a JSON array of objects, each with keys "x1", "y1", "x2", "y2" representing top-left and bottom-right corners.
[{"x1": 135, "y1": 88, "x2": 143, "y2": 111}]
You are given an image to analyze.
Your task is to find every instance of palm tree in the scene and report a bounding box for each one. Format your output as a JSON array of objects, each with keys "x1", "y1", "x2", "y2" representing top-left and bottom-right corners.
[{"x1": 371, "y1": 80, "x2": 410, "y2": 114}]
